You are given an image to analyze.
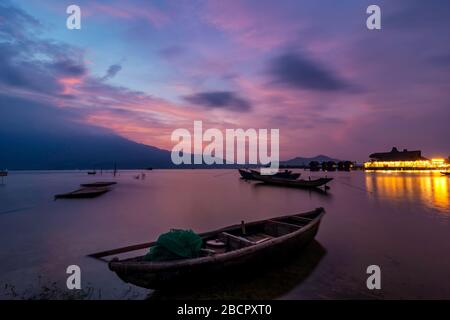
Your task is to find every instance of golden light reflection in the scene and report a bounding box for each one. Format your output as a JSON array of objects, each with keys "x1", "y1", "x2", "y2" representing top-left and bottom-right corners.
[{"x1": 365, "y1": 172, "x2": 449, "y2": 213}]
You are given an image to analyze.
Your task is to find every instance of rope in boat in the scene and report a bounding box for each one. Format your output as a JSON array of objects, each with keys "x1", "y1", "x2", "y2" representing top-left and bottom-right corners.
[
  {"x1": 0, "y1": 206, "x2": 35, "y2": 215},
  {"x1": 333, "y1": 177, "x2": 374, "y2": 194}
]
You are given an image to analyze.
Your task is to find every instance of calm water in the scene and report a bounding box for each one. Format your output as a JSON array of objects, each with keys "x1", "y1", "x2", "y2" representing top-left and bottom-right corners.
[{"x1": 0, "y1": 169, "x2": 449, "y2": 299}]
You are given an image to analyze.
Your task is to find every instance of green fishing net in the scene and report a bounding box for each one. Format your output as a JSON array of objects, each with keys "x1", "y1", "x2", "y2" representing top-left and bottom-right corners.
[{"x1": 143, "y1": 229, "x2": 202, "y2": 261}]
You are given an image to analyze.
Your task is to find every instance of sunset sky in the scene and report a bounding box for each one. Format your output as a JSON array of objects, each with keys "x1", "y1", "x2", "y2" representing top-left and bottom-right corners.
[{"x1": 1, "y1": 0, "x2": 450, "y2": 161}]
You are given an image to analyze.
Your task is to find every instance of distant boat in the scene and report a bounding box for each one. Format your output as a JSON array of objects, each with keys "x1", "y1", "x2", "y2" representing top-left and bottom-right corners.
[
  {"x1": 251, "y1": 169, "x2": 301, "y2": 180},
  {"x1": 80, "y1": 181, "x2": 117, "y2": 187},
  {"x1": 255, "y1": 175, "x2": 333, "y2": 189},
  {"x1": 54, "y1": 187, "x2": 110, "y2": 199},
  {"x1": 89, "y1": 207, "x2": 325, "y2": 289},
  {"x1": 441, "y1": 171, "x2": 450, "y2": 176},
  {"x1": 87, "y1": 170, "x2": 96, "y2": 175},
  {"x1": 146, "y1": 167, "x2": 153, "y2": 170},
  {"x1": 238, "y1": 169, "x2": 254, "y2": 179},
  {"x1": 0, "y1": 170, "x2": 7, "y2": 177},
  {"x1": 238, "y1": 169, "x2": 300, "y2": 180}
]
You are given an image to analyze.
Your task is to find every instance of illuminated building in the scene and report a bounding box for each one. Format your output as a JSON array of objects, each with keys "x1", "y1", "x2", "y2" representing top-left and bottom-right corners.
[{"x1": 364, "y1": 147, "x2": 449, "y2": 171}]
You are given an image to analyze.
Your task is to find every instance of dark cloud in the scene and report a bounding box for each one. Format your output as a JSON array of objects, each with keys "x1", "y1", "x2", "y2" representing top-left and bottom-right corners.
[
  {"x1": 0, "y1": 43, "x2": 62, "y2": 94},
  {"x1": 183, "y1": 91, "x2": 252, "y2": 112},
  {"x1": 0, "y1": 3, "x2": 87, "y2": 95},
  {"x1": 0, "y1": 2, "x2": 41, "y2": 41},
  {"x1": 102, "y1": 64, "x2": 122, "y2": 81},
  {"x1": 268, "y1": 51, "x2": 348, "y2": 91},
  {"x1": 50, "y1": 59, "x2": 86, "y2": 77}
]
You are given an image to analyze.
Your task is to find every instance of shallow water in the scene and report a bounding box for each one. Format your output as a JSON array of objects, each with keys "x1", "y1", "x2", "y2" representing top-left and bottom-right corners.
[{"x1": 0, "y1": 169, "x2": 449, "y2": 299}]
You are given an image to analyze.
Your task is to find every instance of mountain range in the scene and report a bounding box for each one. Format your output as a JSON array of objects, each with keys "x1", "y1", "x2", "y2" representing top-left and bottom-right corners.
[
  {"x1": 0, "y1": 96, "x2": 342, "y2": 170},
  {"x1": 280, "y1": 155, "x2": 342, "y2": 166}
]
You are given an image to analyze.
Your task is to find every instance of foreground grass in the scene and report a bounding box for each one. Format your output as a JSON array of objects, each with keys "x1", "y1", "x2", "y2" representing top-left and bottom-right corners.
[{"x1": 2, "y1": 277, "x2": 143, "y2": 300}]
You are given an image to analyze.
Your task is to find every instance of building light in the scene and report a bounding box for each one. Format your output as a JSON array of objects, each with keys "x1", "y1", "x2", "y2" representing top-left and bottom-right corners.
[{"x1": 364, "y1": 159, "x2": 449, "y2": 170}]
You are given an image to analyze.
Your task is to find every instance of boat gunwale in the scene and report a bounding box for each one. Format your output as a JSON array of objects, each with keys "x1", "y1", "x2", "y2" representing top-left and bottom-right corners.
[{"x1": 108, "y1": 207, "x2": 324, "y2": 272}]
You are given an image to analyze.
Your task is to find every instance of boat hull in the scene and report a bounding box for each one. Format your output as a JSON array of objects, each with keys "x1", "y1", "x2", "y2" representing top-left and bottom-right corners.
[
  {"x1": 238, "y1": 169, "x2": 300, "y2": 180},
  {"x1": 256, "y1": 175, "x2": 333, "y2": 189},
  {"x1": 55, "y1": 187, "x2": 110, "y2": 199},
  {"x1": 238, "y1": 169, "x2": 255, "y2": 179},
  {"x1": 80, "y1": 182, "x2": 117, "y2": 187},
  {"x1": 108, "y1": 208, "x2": 324, "y2": 289}
]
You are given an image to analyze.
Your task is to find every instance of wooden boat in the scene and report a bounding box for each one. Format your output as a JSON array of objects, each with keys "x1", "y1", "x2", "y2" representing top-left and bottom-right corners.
[
  {"x1": 250, "y1": 169, "x2": 300, "y2": 180},
  {"x1": 256, "y1": 175, "x2": 333, "y2": 189},
  {"x1": 238, "y1": 169, "x2": 300, "y2": 180},
  {"x1": 89, "y1": 207, "x2": 325, "y2": 289},
  {"x1": 238, "y1": 169, "x2": 254, "y2": 179},
  {"x1": 80, "y1": 181, "x2": 117, "y2": 187},
  {"x1": 441, "y1": 171, "x2": 450, "y2": 176},
  {"x1": 54, "y1": 187, "x2": 110, "y2": 199}
]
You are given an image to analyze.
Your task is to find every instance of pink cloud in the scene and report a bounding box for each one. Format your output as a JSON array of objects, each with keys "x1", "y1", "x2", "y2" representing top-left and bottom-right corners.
[{"x1": 203, "y1": 1, "x2": 304, "y2": 51}]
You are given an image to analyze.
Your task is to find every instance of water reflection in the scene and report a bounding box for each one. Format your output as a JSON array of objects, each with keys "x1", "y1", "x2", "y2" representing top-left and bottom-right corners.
[
  {"x1": 148, "y1": 241, "x2": 326, "y2": 300},
  {"x1": 365, "y1": 172, "x2": 449, "y2": 212},
  {"x1": 252, "y1": 181, "x2": 332, "y2": 198}
]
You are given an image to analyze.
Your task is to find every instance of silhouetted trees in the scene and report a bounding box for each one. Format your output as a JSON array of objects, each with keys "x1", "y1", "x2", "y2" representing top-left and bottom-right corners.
[{"x1": 309, "y1": 161, "x2": 320, "y2": 171}]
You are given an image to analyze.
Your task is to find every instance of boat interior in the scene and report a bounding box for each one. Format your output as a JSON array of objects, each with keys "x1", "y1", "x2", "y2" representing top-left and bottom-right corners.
[{"x1": 200, "y1": 213, "x2": 317, "y2": 256}]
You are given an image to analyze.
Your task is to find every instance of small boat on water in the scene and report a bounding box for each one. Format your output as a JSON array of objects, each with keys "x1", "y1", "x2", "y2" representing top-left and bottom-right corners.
[
  {"x1": 441, "y1": 171, "x2": 450, "y2": 176},
  {"x1": 250, "y1": 169, "x2": 300, "y2": 180},
  {"x1": 238, "y1": 169, "x2": 300, "y2": 180},
  {"x1": 80, "y1": 181, "x2": 117, "y2": 187},
  {"x1": 238, "y1": 169, "x2": 255, "y2": 179},
  {"x1": 87, "y1": 170, "x2": 96, "y2": 175},
  {"x1": 0, "y1": 170, "x2": 7, "y2": 177},
  {"x1": 89, "y1": 207, "x2": 325, "y2": 289},
  {"x1": 256, "y1": 175, "x2": 333, "y2": 189},
  {"x1": 54, "y1": 187, "x2": 110, "y2": 199}
]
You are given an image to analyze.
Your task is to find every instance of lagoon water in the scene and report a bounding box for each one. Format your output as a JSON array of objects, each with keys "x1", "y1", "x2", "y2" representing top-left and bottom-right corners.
[{"x1": 0, "y1": 169, "x2": 449, "y2": 299}]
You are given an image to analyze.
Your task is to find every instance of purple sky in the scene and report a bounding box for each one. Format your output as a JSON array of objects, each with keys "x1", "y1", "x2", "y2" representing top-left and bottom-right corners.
[{"x1": 1, "y1": 0, "x2": 450, "y2": 161}]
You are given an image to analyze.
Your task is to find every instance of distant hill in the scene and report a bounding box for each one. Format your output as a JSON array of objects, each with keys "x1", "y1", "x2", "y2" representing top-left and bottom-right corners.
[
  {"x1": 281, "y1": 155, "x2": 342, "y2": 166},
  {"x1": 0, "y1": 95, "x2": 176, "y2": 170},
  {"x1": 0, "y1": 131, "x2": 175, "y2": 170}
]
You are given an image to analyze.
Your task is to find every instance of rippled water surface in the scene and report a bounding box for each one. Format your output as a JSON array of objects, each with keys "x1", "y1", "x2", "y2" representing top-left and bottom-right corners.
[{"x1": 0, "y1": 170, "x2": 449, "y2": 299}]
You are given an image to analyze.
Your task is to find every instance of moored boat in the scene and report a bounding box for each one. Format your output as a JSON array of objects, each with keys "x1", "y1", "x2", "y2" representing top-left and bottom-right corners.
[
  {"x1": 89, "y1": 207, "x2": 325, "y2": 289},
  {"x1": 441, "y1": 171, "x2": 450, "y2": 176},
  {"x1": 250, "y1": 169, "x2": 300, "y2": 180},
  {"x1": 0, "y1": 170, "x2": 7, "y2": 177},
  {"x1": 238, "y1": 169, "x2": 300, "y2": 180},
  {"x1": 80, "y1": 181, "x2": 117, "y2": 187},
  {"x1": 256, "y1": 175, "x2": 333, "y2": 189},
  {"x1": 54, "y1": 187, "x2": 110, "y2": 199},
  {"x1": 238, "y1": 169, "x2": 255, "y2": 179}
]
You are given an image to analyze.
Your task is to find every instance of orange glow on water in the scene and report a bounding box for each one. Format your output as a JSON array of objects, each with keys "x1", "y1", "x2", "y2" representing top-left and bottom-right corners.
[{"x1": 365, "y1": 172, "x2": 449, "y2": 212}]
